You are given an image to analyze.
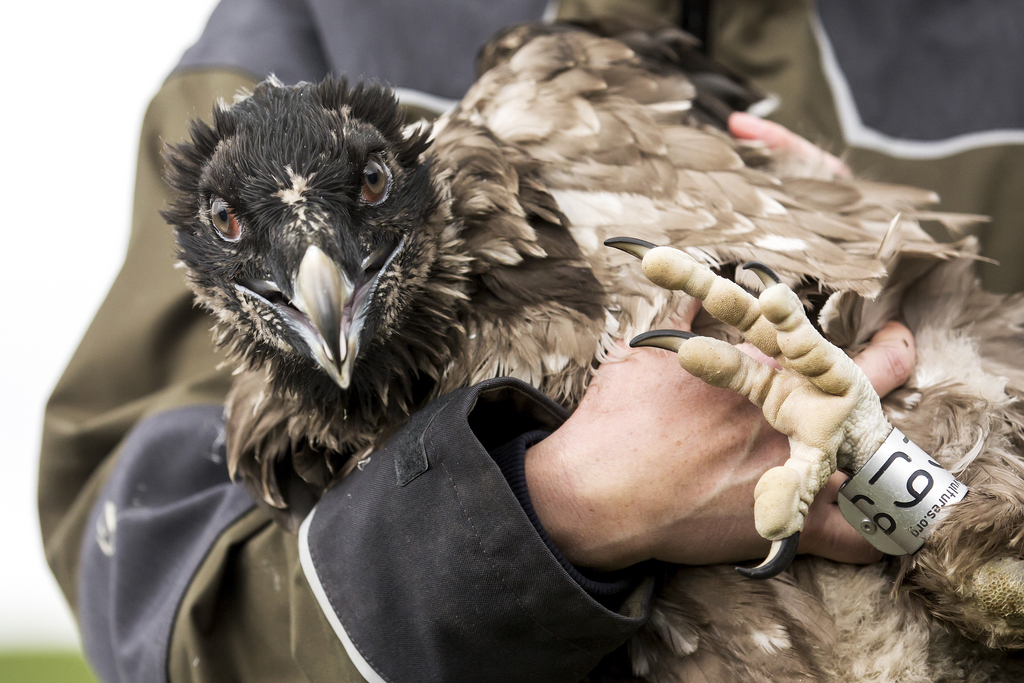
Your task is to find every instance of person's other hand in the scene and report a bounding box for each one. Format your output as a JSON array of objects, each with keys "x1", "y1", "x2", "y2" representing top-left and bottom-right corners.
[
  {"x1": 729, "y1": 111, "x2": 851, "y2": 178},
  {"x1": 525, "y1": 311, "x2": 914, "y2": 571}
]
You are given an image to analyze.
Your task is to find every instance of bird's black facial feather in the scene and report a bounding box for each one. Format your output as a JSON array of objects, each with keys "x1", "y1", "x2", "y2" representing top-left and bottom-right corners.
[{"x1": 164, "y1": 76, "x2": 460, "y2": 417}]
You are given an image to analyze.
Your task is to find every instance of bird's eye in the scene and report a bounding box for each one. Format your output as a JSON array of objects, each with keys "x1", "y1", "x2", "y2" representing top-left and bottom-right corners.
[
  {"x1": 210, "y1": 197, "x2": 241, "y2": 241},
  {"x1": 361, "y1": 154, "x2": 391, "y2": 205}
]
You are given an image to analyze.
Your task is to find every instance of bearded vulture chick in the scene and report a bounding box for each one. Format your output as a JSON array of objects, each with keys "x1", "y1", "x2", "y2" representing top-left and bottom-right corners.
[{"x1": 164, "y1": 20, "x2": 1024, "y2": 683}]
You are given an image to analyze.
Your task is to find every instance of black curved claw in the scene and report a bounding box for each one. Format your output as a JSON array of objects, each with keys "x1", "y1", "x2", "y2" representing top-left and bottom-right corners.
[
  {"x1": 742, "y1": 261, "x2": 782, "y2": 287},
  {"x1": 629, "y1": 329, "x2": 696, "y2": 352},
  {"x1": 735, "y1": 532, "x2": 800, "y2": 579},
  {"x1": 604, "y1": 236, "x2": 659, "y2": 260}
]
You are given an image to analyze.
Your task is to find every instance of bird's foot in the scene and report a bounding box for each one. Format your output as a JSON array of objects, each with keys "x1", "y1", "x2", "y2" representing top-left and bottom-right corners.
[
  {"x1": 900, "y1": 482, "x2": 1024, "y2": 649},
  {"x1": 610, "y1": 238, "x2": 893, "y2": 579},
  {"x1": 972, "y1": 557, "x2": 1024, "y2": 626}
]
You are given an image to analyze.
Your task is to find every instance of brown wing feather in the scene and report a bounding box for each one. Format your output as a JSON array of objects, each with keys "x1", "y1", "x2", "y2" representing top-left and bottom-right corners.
[
  {"x1": 439, "y1": 28, "x2": 973, "y2": 401},
  {"x1": 225, "y1": 23, "x2": 982, "y2": 520}
]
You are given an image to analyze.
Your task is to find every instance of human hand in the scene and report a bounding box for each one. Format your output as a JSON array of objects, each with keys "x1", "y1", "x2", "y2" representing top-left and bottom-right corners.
[
  {"x1": 728, "y1": 111, "x2": 850, "y2": 178},
  {"x1": 525, "y1": 310, "x2": 914, "y2": 571}
]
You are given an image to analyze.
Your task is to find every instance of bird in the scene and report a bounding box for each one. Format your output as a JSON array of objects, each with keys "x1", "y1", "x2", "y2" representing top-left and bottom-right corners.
[{"x1": 163, "y1": 18, "x2": 1024, "y2": 682}]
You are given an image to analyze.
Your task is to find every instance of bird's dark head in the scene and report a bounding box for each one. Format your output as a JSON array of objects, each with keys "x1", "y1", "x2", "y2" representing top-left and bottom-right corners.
[{"x1": 164, "y1": 76, "x2": 463, "y2": 408}]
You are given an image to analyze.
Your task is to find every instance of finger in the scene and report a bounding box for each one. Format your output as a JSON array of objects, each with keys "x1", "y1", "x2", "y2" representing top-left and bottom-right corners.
[
  {"x1": 729, "y1": 112, "x2": 794, "y2": 148},
  {"x1": 784, "y1": 132, "x2": 851, "y2": 179},
  {"x1": 800, "y1": 472, "x2": 885, "y2": 563},
  {"x1": 641, "y1": 247, "x2": 781, "y2": 358},
  {"x1": 801, "y1": 509, "x2": 883, "y2": 563},
  {"x1": 728, "y1": 112, "x2": 851, "y2": 178},
  {"x1": 853, "y1": 321, "x2": 915, "y2": 398},
  {"x1": 820, "y1": 469, "x2": 847, "y2": 498}
]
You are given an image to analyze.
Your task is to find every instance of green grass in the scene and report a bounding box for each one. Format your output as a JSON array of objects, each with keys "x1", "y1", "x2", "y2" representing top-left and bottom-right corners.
[{"x1": 0, "y1": 651, "x2": 98, "y2": 683}]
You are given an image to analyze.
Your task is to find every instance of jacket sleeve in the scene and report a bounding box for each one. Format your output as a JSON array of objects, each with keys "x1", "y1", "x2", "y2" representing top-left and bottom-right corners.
[
  {"x1": 73, "y1": 378, "x2": 652, "y2": 683},
  {"x1": 295, "y1": 379, "x2": 652, "y2": 683},
  {"x1": 38, "y1": 67, "x2": 256, "y2": 615}
]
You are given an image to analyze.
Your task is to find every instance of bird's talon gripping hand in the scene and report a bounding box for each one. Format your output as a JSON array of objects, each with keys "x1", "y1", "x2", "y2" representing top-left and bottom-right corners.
[
  {"x1": 611, "y1": 237, "x2": 895, "y2": 579},
  {"x1": 736, "y1": 534, "x2": 801, "y2": 580}
]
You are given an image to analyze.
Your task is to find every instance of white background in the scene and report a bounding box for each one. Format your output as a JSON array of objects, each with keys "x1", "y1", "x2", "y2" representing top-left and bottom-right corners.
[{"x1": 0, "y1": 0, "x2": 219, "y2": 648}]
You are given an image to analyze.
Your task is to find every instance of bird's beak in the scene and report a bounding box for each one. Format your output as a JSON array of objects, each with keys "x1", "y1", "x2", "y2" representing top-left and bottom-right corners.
[{"x1": 290, "y1": 245, "x2": 361, "y2": 389}]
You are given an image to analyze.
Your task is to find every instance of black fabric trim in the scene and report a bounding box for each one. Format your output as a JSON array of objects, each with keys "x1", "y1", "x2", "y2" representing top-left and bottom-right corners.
[
  {"x1": 176, "y1": 0, "x2": 551, "y2": 96},
  {"x1": 818, "y1": 0, "x2": 1024, "y2": 141},
  {"x1": 176, "y1": 0, "x2": 331, "y2": 85},
  {"x1": 78, "y1": 406, "x2": 256, "y2": 683},
  {"x1": 305, "y1": 378, "x2": 650, "y2": 683},
  {"x1": 392, "y1": 394, "x2": 455, "y2": 486},
  {"x1": 490, "y1": 430, "x2": 641, "y2": 606}
]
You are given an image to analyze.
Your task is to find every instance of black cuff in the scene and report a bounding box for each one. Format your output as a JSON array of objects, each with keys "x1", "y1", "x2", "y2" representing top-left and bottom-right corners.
[
  {"x1": 490, "y1": 430, "x2": 642, "y2": 607},
  {"x1": 301, "y1": 379, "x2": 650, "y2": 683}
]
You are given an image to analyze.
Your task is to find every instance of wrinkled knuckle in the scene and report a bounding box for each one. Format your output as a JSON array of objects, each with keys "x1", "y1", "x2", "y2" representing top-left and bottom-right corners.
[
  {"x1": 882, "y1": 344, "x2": 913, "y2": 386},
  {"x1": 878, "y1": 321, "x2": 916, "y2": 354}
]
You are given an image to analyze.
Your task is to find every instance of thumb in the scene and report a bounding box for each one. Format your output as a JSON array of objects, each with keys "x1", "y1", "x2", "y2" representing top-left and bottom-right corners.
[
  {"x1": 853, "y1": 321, "x2": 915, "y2": 398},
  {"x1": 728, "y1": 112, "x2": 851, "y2": 178},
  {"x1": 800, "y1": 471, "x2": 884, "y2": 564}
]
